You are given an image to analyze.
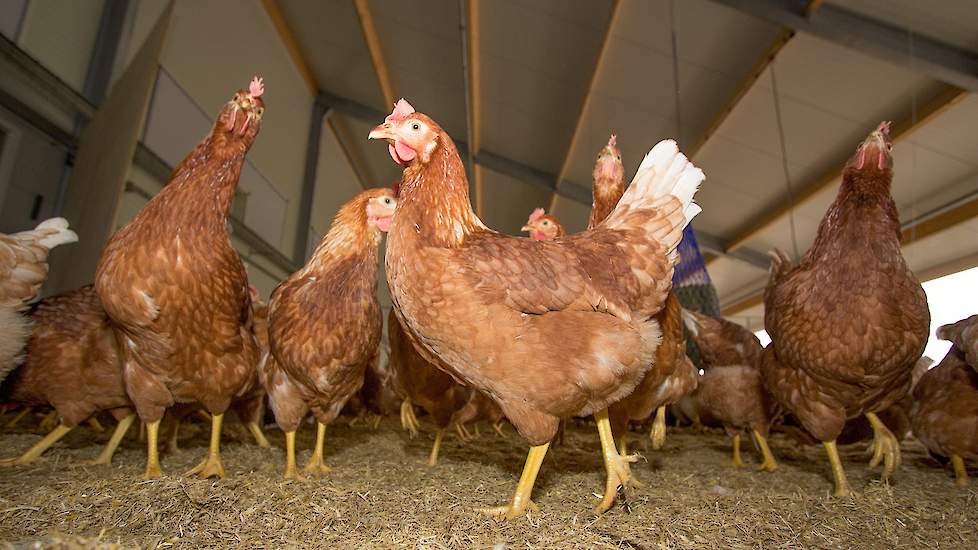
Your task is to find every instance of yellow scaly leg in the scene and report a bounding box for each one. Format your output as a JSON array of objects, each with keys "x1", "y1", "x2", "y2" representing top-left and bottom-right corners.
[
  {"x1": 649, "y1": 406, "x2": 667, "y2": 450},
  {"x1": 865, "y1": 412, "x2": 900, "y2": 480},
  {"x1": 85, "y1": 415, "x2": 135, "y2": 465},
  {"x1": 731, "y1": 433, "x2": 744, "y2": 468},
  {"x1": 184, "y1": 413, "x2": 225, "y2": 478},
  {"x1": 823, "y1": 440, "x2": 853, "y2": 497},
  {"x1": 0, "y1": 423, "x2": 73, "y2": 466},
  {"x1": 304, "y1": 422, "x2": 331, "y2": 475},
  {"x1": 427, "y1": 428, "x2": 445, "y2": 466},
  {"x1": 4, "y1": 407, "x2": 31, "y2": 428},
  {"x1": 595, "y1": 408, "x2": 641, "y2": 514},
  {"x1": 400, "y1": 399, "x2": 419, "y2": 438},
  {"x1": 951, "y1": 454, "x2": 968, "y2": 487},
  {"x1": 479, "y1": 443, "x2": 550, "y2": 520},
  {"x1": 283, "y1": 430, "x2": 303, "y2": 480},
  {"x1": 753, "y1": 429, "x2": 779, "y2": 472},
  {"x1": 247, "y1": 421, "x2": 271, "y2": 448},
  {"x1": 144, "y1": 420, "x2": 163, "y2": 478}
]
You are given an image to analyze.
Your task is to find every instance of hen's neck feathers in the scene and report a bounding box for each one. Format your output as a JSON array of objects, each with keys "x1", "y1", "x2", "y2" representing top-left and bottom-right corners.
[
  {"x1": 396, "y1": 131, "x2": 485, "y2": 247},
  {"x1": 162, "y1": 128, "x2": 252, "y2": 224},
  {"x1": 588, "y1": 176, "x2": 625, "y2": 229},
  {"x1": 806, "y1": 168, "x2": 900, "y2": 261},
  {"x1": 305, "y1": 198, "x2": 380, "y2": 274}
]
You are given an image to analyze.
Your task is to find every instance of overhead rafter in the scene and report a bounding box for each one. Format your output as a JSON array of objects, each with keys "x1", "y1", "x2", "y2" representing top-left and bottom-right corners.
[
  {"x1": 260, "y1": 0, "x2": 316, "y2": 94},
  {"x1": 725, "y1": 85, "x2": 966, "y2": 253},
  {"x1": 687, "y1": 29, "x2": 795, "y2": 159},
  {"x1": 547, "y1": 0, "x2": 622, "y2": 214},
  {"x1": 459, "y1": 0, "x2": 484, "y2": 216},
  {"x1": 708, "y1": 0, "x2": 978, "y2": 93},
  {"x1": 354, "y1": 0, "x2": 395, "y2": 106}
]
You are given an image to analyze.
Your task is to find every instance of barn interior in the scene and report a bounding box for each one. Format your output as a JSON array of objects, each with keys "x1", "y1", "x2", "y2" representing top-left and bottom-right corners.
[{"x1": 1, "y1": 0, "x2": 977, "y2": 547}]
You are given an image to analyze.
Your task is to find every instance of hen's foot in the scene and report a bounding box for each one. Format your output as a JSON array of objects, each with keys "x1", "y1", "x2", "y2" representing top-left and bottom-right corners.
[
  {"x1": 427, "y1": 428, "x2": 445, "y2": 466},
  {"x1": 400, "y1": 400, "x2": 419, "y2": 438},
  {"x1": 823, "y1": 440, "x2": 854, "y2": 497},
  {"x1": 481, "y1": 443, "x2": 549, "y2": 521},
  {"x1": 865, "y1": 412, "x2": 901, "y2": 480},
  {"x1": 594, "y1": 450, "x2": 641, "y2": 514},
  {"x1": 303, "y1": 422, "x2": 331, "y2": 475},
  {"x1": 143, "y1": 420, "x2": 164, "y2": 479},
  {"x1": 454, "y1": 422, "x2": 473, "y2": 444},
  {"x1": 83, "y1": 415, "x2": 135, "y2": 466},
  {"x1": 731, "y1": 433, "x2": 745, "y2": 468},
  {"x1": 185, "y1": 413, "x2": 225, "y2": 478},
  {"x1": 0, "y1": 423, "x2": 73, "y2": 467},
  {"x1": 753, "y1": 429, "x2": 780, "y2": 473},
  {"x1": 492, "y1": 420, "x2": 507, "y2": 437}
]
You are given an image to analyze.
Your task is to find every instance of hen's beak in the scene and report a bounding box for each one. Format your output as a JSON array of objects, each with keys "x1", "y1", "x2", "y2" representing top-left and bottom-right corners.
[
  {"x1": 369, "y1": 123, "x2": 395, "y2": 141},
  {"x1": 520, "y1": 225, "x2": 533, "y2": 232}
]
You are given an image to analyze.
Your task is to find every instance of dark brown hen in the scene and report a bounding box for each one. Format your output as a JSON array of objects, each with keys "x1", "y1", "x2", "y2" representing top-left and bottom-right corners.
[
  {"x1": 0, "y1": 285, "x2": 134, "y2": 467},
  {"x1": 682, "y1": 310, "x2": 778, "y2": 471},
  {"x1": 261, "y1": 188, "x2": 395, "y2": 478},
  {"x1": 369, "y1": 100, "x2": 702, "y2": 518},
  {"x1": 912, "y1": 341, "x2": 978, "y2": 486},
  {"x1": 761, "y1": 122, "x2": 929, "y2": 496},
  {"x1": 95, "y1": 77, "x2": 266, "y2": 478}
]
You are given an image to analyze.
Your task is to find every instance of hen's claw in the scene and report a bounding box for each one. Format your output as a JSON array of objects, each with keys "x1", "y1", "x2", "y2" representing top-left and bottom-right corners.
[
  {"x1": 594, "y1": 451, "x2": 641, "y2": 514},
  {"x1": 400, "y1": 400, "x2": 419, "y2": 438},
  {"x1": 185, "y1": 413, "x2": 225, "y2": 479},
  {"x1": 865, "y1": 412, "x2": 901, "y2": 480},
  {"x1": 479, "y1": 500, "x2": 539, "y2": 520},
  {"x1": 649, "y1": 406, "x2": 667, "y2": 450}
]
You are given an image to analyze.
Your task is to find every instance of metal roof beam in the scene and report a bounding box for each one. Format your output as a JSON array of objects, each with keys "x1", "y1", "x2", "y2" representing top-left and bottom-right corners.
[{"x1": 708, "y1": 0, "x2": 978, "y2": 92}]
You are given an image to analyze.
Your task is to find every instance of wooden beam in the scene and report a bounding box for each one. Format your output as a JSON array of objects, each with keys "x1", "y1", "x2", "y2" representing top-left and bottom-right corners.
[
  {"x1": 461, "y1": 0, "x2": 484, "y2": 216},
  {"x1": 260, "y1": 0, "x2": 317, "y2": 94},
  {"x1": 325, "y1": 115, "x2": 371, "y2": 191},
  {"x1": 354, "y1": 0, "x2": 395, "y2": 106},
  {"x1": 901, "y1": 192, "x2": 978, "y2": 246},
  {"x1": 547, "y1": 0, "x2": 621, "y2": 214},
  {"x1": 687, "y1": 29, "x2": 795, "y2": 159},
  {"x1": 721, "y1": 291, "x2": 764, "y2": 316},
  {"x1": 726, "y1": 85, "x2": 967, "y2": 253},
  {"x1": 805, "y1": 0, "x2": 825, "y2": 17}
]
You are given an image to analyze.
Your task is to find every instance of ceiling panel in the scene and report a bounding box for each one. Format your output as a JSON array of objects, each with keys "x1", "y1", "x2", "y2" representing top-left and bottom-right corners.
[
  {"x1": 825, "y1": 0, "x2": 978, "y2": 54},
  {"x1": 550, "y1": 194, "x2": 592, "y2": 235},
  {"x1": 480, "y1": 170, "x2": 554, "y2": 236}
]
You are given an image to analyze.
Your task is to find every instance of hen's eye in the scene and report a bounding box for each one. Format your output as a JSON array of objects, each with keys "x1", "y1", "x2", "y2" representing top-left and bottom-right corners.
[
  {"x1": 542, "y1": 220, "x2": 549, "y2": 226},
  {"x1": 411, "y1": 123, "x2": 420, "y2": 131},
  {"x1": 383, "y1": 198, "x2": 392, "y2": 204},
  {"x1": 255, "y1": 107, "x2": 264, "y2": 117},
  {"x1": 233, "y1": 93, "x2": 241, "y2": 102}
]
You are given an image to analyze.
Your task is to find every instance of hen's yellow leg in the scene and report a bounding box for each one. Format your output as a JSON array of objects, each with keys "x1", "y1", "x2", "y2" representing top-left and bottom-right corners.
[
  {"x1": 185, "y1": 413, "x2": 225, "y2": 478},
  {"x1": 304, "y1": 422, "x2": 331, "y2": 475},
  {"x1": 165, "y1": 417, "x2": 181, "y2": 454},
  {"x1": 4, "y1": 407, "x2": 32, "y2": 428},
  {"x1": 144, "y1": 420, "x2": 163, "y2": 478},
  {"x1": 283, "y1": 430, "x2": 303, "y2": 480},
  {"x1": 492, "y1": 420, "x2": 507, "y2": 437},
  {"x1": 0, "y1": 423, "x2": 73, "y2": 466},
  {"x1": 951, "y1": 455, "x2": 968, "y2": 487},
  {"x1": 618, "y1": 433, "x2": 629, "y2": 456},
  {"x1": 85, "y1": 414, "x2": 135, "y2": 465},
  {"x1": 753, "y1": 429, "x2": 779, "y2": 472},
  {"x1": 86, "y1": 417, "x2": 105, "y2": 433},
  {"x1": 247, "y1": 421, "x2": 271, "y2": 448},
  {"x1": 39, "y1": 410, "x2": 58, "y2": 432},
  {"x1": 823, "y1": 440, "x2": 853, "y2": 497},
  {"x1": 731, "y1": 433, "x2": 744, "y2": 468},
  {"x1": 649, "y1": 406, "x2": 667, "y2": 450},
  {"x1": 400, "y1": 399, "x2": 419, "y2": 438},
  {"x1": 479, "y1": 442, "x2": 549, "y2": 520},
  {"x1": 427, "y1": 428, "x2": 445, "y2": 466},
  {"x1": 865, "y1": 412, "x2": 900, "y2": 480},
  {"x1": 595, "y1": 408, "x2": 641, "y2": 514}
]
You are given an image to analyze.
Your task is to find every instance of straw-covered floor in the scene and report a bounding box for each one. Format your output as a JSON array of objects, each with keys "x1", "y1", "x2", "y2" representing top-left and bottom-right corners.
[{"x1": 0, "y1": 411, "x2": 975, "y2": 549}]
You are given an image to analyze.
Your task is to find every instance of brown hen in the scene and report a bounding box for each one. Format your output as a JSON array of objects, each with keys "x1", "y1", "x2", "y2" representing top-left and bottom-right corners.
[
  {"x1": 0, "y1": 218, "x2": 78, "y2": 384},
  {"x1": 521, "y1": 208, "x2": 565, "y2": 241},
  {"x1": 387, "y1": 308, "x2": 469, "y2": 465},
  {"x1": 761, "y1": 122, "x2": 929, "y2": 496},
  {"x1": 682, "y1": 310, "x2": 778, "y2": 471},
  {"x1": 261, "y1": 188, "x2": 395, "y2": 479},
  {"x1": 912, "y1": 325, "x2": 978, "y2": 486},
  {"x1": 369, "y1": 100, "x2": 703, "y2": 518},
  {"x1": 937, "y1": 315, "x2": 977, "y2": 372},
  {"x1": 1, "y1": 286, "x2": 134, "y2": 467},
  {"x1": 94, "y1": 77, "x2": 267, "y2": 479}
]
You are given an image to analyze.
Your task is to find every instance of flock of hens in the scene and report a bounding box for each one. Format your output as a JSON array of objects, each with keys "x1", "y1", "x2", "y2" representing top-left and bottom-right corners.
[{"x1": 0, "y1": 76, "x2": 976, "y2": 520}]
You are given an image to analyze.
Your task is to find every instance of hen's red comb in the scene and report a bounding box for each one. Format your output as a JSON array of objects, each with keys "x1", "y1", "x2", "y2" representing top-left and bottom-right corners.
[
  {"x1": 608, "y1": 134, "x2": 617, "y2": 148},
  {"x1": 877, "y1": 121, "x2": 891, "y2": 137},
  {"x1": 528, "y1": 207, "x2": 545, "y2": 223},
  {"x1": 385, "y1": 98, "x2": 415, "y2": 123},
  {"x1": 248, "y1": 76, "x2": 264, "y2": 99}
]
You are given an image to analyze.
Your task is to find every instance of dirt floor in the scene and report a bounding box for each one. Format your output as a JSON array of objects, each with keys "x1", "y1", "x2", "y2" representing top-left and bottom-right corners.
[{"x1": 0, "y1": 411, "x2": 975, "y2": 549}]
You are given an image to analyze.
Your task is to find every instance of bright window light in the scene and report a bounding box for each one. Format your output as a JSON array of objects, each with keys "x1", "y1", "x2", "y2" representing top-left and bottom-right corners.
[{"x1": 921, "y1": 265, "x2": 978, "y2": 362}]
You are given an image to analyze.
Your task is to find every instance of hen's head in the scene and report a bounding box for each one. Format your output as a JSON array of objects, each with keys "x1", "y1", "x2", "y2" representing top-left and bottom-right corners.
[
  {"x1": 593, "y1": 134, "x2": 624, "y2": 187},
  {"x1": 363, "y1": 188, "x2": 397, "y2": 233},
  {"x1": 521, "y1": 208, "x2": 565, "y2": 241},
  {"x1": 846, "y1": 121, "x2": 893, "y2": 175},
  {"x1": 216, "y1": 76, "x2": 265, "y2": 144},
  {"x1": 368, "y1": 99, "x2": 441, "y2": 166}
]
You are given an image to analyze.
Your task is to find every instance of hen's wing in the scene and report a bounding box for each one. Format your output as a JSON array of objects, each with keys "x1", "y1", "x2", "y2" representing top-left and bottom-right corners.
[{"x1": 0, "y1": 218, "x2": 78, "y2": 308}]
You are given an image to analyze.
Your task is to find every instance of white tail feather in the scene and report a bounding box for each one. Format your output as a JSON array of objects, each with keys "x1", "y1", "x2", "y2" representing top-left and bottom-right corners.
[{"x1": 31, "y1": 217, "x2": 78, "y2": 249}]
